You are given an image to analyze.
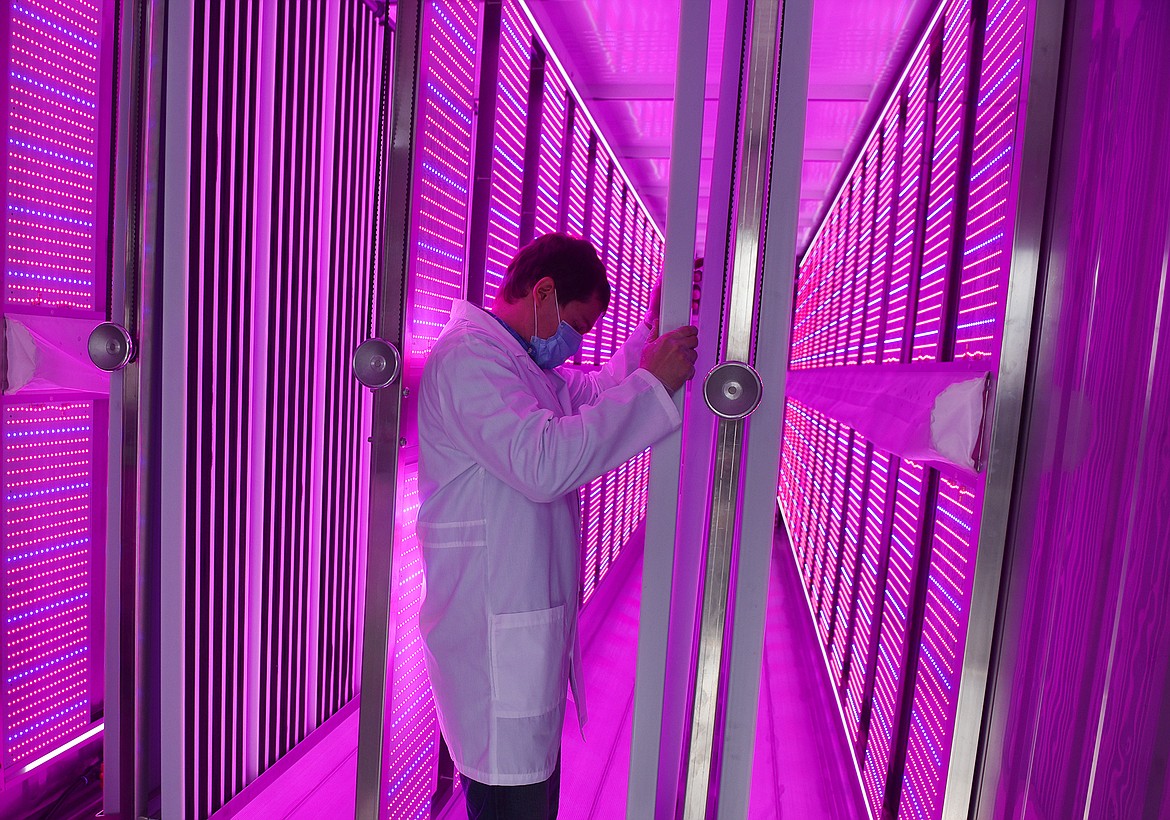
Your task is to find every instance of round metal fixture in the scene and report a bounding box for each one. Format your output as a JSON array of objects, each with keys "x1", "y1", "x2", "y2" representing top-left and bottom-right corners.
[
  {"x1": 352, "y1": 338, "x2": 402, "y2": 389},
  {"x1": 88, "y1": 322, "x2": 135, "y2": 371},
  {"x1": 703, "y1": 361, "x2": 763, "y2": 419}
]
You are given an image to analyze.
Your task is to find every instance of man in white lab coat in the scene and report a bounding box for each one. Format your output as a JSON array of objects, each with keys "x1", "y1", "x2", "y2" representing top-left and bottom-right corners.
[{"x1": 417, "y1": 233, "x2": 698, "y2": 819}]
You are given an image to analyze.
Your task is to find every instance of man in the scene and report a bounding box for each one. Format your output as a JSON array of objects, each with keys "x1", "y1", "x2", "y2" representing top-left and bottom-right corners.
[{"x1": 417, "y1": 233, "x2": 698, "y2": 819}]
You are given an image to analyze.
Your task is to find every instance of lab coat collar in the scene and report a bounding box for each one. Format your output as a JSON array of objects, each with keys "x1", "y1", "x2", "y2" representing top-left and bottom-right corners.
[{"x1": 448, "y1": 300, "x2": 531, "y2": 359}]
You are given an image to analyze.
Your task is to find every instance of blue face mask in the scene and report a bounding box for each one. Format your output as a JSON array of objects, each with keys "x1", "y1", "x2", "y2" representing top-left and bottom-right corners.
[{"x1": 530, "y1": 290, "x2": 582, "y2": 369}]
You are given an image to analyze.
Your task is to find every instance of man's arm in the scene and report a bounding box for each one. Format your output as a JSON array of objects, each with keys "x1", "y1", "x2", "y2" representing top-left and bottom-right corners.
[
  {"x1": 423, "y1": 335, "x2": 682, "y2": 504},
  {"x1": 561, "y1": 276, "x2": 664, "y2": 408}
]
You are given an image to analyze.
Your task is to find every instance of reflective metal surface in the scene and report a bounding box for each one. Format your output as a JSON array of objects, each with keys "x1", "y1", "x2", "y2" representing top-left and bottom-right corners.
[
  {"x1": 946, "y1": 0, "x2": 1070, "y2": 816},
  {"x1": 702, "y1": 361, "x2": 762, "y2": 420},
  {"x1": 88, "y1": 322, "x2": 135, "y2": 372},
  {"x1": 105, "y1": 0, "x2": 165, "y2": 815},
  {"x1": 353, "y1": 2, "x2": 412, "y2": 816},
  {"x1": 681, "y1": 0, "x2": 785, "y2": 812},
  {"x1": 683, "y1": 417, "x2": 745, "y2": 819},
  {"x1": 714, "y1": 0, "x2": 813, "y2": 814},
  {"x1": 626, "y1": 0, "x2": 712, "y2": 814},
  {"x1": 352, "y1": 338, "x2": 403, "y2": 390},
  {"x1": 157, "y1": 0, "x2": 194, "y2": 813}
]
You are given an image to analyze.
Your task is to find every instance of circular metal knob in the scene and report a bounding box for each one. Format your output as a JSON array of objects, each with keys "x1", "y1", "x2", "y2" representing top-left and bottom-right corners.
[
  {"x1": 352, "y1": 338, "x2": 402, "y2": 389},
  {"x1": 703, "y1": 361, "x2": 763, "y2": 419},
  {"x1": 88, "y1": 322, "x2": 135, "y2": 371}
]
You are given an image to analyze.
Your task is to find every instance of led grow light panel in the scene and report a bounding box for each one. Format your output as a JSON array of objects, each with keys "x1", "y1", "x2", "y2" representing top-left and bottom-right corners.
[
  {"x1": 911, "y1": 0, "x2": 972, "y2": 362},
  {"x1": 953, "y1": 0, "x2": 1027, "y2": 361},
  {"x1": 384, "y1": 466, "x2": 438, "y2": 820},
  {"x1": 409, "y1": 0, "x2": 479, "y2": 357},
  {"x1": 861, "y1": 459, "x2": 927, "y2": 816},
  {"x1": 1, "y1": 401, "x2": 96, "y2": 770},
  {"x1": 480, "y1": 0, "x2": 532, "y2": 308},
  {"x1": 884, "y1": 50, "x2": 930, "y2": 362},
  {"x1": 843, "y1": 448, "x2": 892, "y2": 746},
  {"x1": 898, "y1": 477, "x2": 979, "y2": 820},
  {"x1": 828, "y1": 434, "x2": 867, "y2": 689},
  {"x1": 4, "y1": 0, "x2": 102, "y2": 311}
]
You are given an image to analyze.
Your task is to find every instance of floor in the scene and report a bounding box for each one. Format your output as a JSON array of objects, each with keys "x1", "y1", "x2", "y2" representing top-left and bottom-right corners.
[{"x1": 238, "y1": 529, "x2": 866, "y2": 819}]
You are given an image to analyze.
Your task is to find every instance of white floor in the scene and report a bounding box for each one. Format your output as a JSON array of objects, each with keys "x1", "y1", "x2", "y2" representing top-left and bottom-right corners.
[{"x1": 235, "y1": 529, "x2": 866, "y2": 819}]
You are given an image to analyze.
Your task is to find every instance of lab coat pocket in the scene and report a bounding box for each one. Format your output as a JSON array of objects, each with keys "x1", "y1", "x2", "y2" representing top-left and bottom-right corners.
[{"x1": 489, "y1": 605, "x2": 567, "y2": 718}]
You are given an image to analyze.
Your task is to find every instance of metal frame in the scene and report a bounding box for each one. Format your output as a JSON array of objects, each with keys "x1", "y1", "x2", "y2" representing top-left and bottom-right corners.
[
  {"x1": 626, "y1": 0, "x2": 711, "y2": 814},
  {"x1": 158, "y1": 0, "x2": 195, "y2": 814},
  {"x1": 98, "y1": 0, "x2": 169, "y2": 815},
  {"x1": 244, "y1": 0, "x2": 280, "y2": 785},
  {"x1": 707, "y1": 4, "x2": 814, "y2": 814},
  {"x1": 652, "y1": 0, "x2": 747, "y2": 810},
  {"x1": 944, "y1": 0, "x2": 1071, "y2": 816},
  {"x1": 353, "y1": 1, "x2": 422, "y2": 816},
  {"x1": 681, "y1": 0, "x2": 789, "y2": 811}
]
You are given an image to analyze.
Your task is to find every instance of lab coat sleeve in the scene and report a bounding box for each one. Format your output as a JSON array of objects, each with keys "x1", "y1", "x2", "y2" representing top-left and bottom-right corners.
[
  {"x1": 425, "y1": 332, "x2": 679, "y2": 504},
  {"x1": 559, "y1": 321, "x2": 653, "y2": 410}
]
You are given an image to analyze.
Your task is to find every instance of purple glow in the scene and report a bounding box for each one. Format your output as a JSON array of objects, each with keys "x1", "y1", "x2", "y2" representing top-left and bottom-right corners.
[
  {"x1": 408, "y1": 0, "x2": 479, "y2": 359},
  {"x1": 899, "y1": 478, "x2": 978, "y2": 819},
  {"x1": 861, "y1": 459, "x2": 926, "y2": 816},
  {"x1": 4, "y1": 0, "x2": 101, "y2": 311},
  {"x1": 911, "y1": 0, "x2": 972, "y2": 362},
  {"x1": 1, "y1": 402, "x2": 95, "y2": 769},
  {"x1": 953, "y1": 0, "x2": 1027, "y2": 361},
  {"x1": 481, "y1": 2, "x2": 532, "y2": 308},
  {"x1": 884, "y1": 47, "x2": 930, "y2": 362}
]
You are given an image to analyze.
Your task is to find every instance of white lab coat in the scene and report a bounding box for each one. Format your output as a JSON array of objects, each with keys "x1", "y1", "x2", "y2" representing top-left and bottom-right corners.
[{"x1": 417, "y1": 300, "x2": 680, "y2": 785}]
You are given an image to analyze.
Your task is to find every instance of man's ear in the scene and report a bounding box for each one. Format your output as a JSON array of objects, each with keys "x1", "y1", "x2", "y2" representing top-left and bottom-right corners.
[{"x1": 532, "y1": 276, "x2": 556, "y2": 304}]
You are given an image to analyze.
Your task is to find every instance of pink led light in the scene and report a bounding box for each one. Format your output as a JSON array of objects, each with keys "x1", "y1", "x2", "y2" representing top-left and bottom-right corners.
[
  {"x1": 898, "y1": 476, "x2": 978, "y2": 820},
  {"x1": 407, "y1": 0, "x2": 479, "y2": 359},
  {"x1": 580, "y1": 479, "x2": 603, "y2": 603},
  {"x1": 861, "y1": 459, "x2": 926, "y2": 816},
  {"x1": 911, "y1": 0, "x2": 973, "y2": 362},
  {"x1": 480, "y1": 2, "x2": 532, "y2": 308},
  {"x1": 953, "y1": 0, "x2": 1027, "y2": 361},
  {"x1": 2, "y1": 402, "x2": 96, "y2": 769},
  {"x1": 814, "y1": 430, "x2": 850, "y2": 646},
  {"x1": 844, "y1": 448, "x2": 891, "y2": 745},
  {"x1": 385, "y1": 467, "x2": 439, "y2": 820},
  {"x1": 856, "y1": 137, "x2": 882, "y2": 365},
  {"x1": 5, "y1": 0, "x2": 101, "y2": 311},
  {"x1": 828, "y1": 436, "x2": 866, "y2": 687}
]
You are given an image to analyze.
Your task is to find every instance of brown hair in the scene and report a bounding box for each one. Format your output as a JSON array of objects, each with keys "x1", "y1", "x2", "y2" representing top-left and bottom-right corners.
[{"x1": 499, "y1": 233, "x2": 612, "y2": 310}]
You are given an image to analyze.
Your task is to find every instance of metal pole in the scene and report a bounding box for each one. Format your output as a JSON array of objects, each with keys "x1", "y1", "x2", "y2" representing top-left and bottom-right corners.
[
  {"x1": 712, "y1": 1, "x2": 813, "y2": 815},
  {"x1": 353, "y1": 2, "x2": 422, "y2": 817},
  {"x1": 626, "y1": 0, "x2": 711, "y2": 814}
]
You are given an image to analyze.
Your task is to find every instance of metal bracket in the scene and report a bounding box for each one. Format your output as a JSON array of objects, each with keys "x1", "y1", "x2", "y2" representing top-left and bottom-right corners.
[
  {"x1": 352, "y1": 338, "x2": 402, "y2": 389},
  {"x1": 702, "y1": 361, "x2": 763, "y2": 419},
  {"x1": 88, "y1": 321, "x2": 136, "y2": 371}
]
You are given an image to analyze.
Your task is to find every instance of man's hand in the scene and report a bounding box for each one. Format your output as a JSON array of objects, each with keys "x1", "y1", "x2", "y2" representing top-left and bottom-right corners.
[
  {"x1": 639, "y1": 325, "x2": 698, "y2": 394},
  {"x1": 644, "y1": 275, "x2": 662, "y2": 340}
]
